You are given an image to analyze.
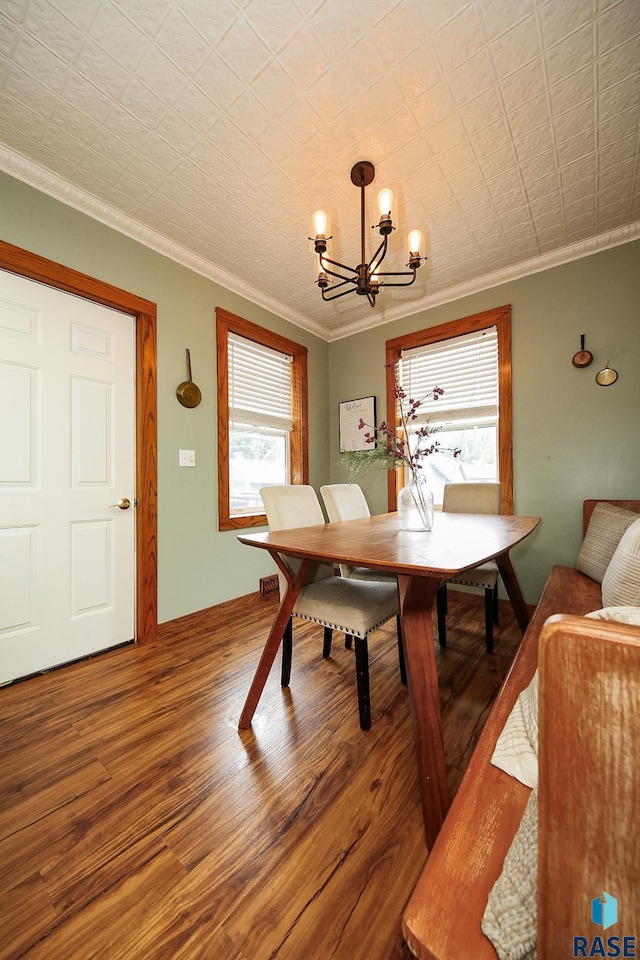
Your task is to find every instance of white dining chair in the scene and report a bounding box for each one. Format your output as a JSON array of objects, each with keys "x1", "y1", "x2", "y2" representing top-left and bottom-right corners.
[
  {"x1": 436, "y1": 481, "x2": 502, "y2": 653},
  {"x1": 260, "y1": 484, "x2": 400, "y2": 729},
  {"x1": 320, "y1": 483, "x2": 406, "y2": 684}
]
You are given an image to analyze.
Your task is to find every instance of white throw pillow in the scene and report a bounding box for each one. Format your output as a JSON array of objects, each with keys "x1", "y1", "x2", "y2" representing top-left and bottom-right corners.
[
  {"x1": 491, "y1": 670, "x2": 539, "y2": 789},
  {"x1": 601, "y1": 517, "x2": 640, "y2": 607},
  {"x1": 585, "y1": 606, "x2": 640, "y2": 625}
]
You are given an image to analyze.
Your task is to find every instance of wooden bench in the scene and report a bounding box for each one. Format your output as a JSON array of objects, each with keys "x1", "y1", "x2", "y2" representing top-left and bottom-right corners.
[{"x1": 402, "y1": 499, "x2": 640, "y2": 960}]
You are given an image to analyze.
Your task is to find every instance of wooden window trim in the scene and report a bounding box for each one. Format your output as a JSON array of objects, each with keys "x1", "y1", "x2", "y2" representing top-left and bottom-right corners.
[
  {"x1": 0, "y1": 239, "x2": 158, "y2": 644},
  {"x1": 216, "y1": 307, "x2": 308, "y2": 531},
  {"x1": 385, "y1": 305, "x2": 513, "y2": 515}
]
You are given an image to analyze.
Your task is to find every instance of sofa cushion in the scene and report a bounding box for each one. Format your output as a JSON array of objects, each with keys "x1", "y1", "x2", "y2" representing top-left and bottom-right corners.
[
  {"x1": 586, "y1": 605, "x2": 640, "y2": 625},
  {"x1": 490, "y1": 670, "x2": 539, "y2": 789},
  {"x1": 576, "y1": 503, "x2": 640, "y2": 583},
  {"x1": 602, "y1": 517, "x2": 640, "y2": 607}
]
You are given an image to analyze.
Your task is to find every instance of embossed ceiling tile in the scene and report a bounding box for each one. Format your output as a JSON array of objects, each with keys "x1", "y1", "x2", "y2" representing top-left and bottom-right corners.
[
  {"x1": 549, "y1": 65, "x2": 594, "y2": 114},
  {"x1": 174, "y1": 85, "x2": 218, "y2": 135},
  {"x1": 499, "y1": 59, "x2": 546, "y2": 112},
  {"x1": 598, "y1": 180, "x2": 634, "y2": 208},
  {"x1": 559, "y1": 154, "x2": 597, "y2": 185},
  {"x1": 489, "y1": 16, "x2": 540, "y2": 78},
  {"x1": 371, "y1": 0, "x2": 428, "y2": 66},
  {"x1": 23, "y1": 0, "x2": 85, "y2": 61},
  {"x1": 135, "y1": 46, "x2": 190, "y2": 106},
  {"x1": 455, "y1": 181, "x2": 492, "y2": 212},
  {"x1": 244, "y1": 0, "x2": 302, "y2": 53},
  {"x1": 391, "y1": 136, "x2": 434, "y2": 180},
  {"x1": 139, "y1": 130, "x2": 183, "y2": 171},
  {"x1": 100, "y1": 104, "x2": 150, "y2": 150},
  {"x1": 552, "y1": 101, "x2": 595, "y2": 143},
  {"x1": 598, "y1": 0, "x2": 640, "y2": 54},
  {"x1": 598, "y1": 133, "x2": 638, "y2": 168},
  {"x1": 230, "y1": 87, "x2": 273, "y2": 139},
  {"x1": 154, "y1": 8, "x2": 210, "y2": 76},
  {"x1": 437, "y1": 139, "x2": 476, "y2": 177},
  {"x1": 544, "y1": 24, "x2": 595, "y2": 86},
  {"x1": 458, "y1": 87, "x2": 505, "y2": 135},
  {"x1": 75, "y1": 39, "x2": 132, "y2": 97},
  {"x1": 13, "y1": 29, "x2": 71, "y2": 93},
  {"x1": 75, "y1": 147, "x2": 122, "y2": 185},
  {"x1": 562, "y1": 177, "x2": 596, "y2": 204},
  {"x1": 187, "y1": 135, "x2": 228, "y2": 174},
  {"x1": 447, "y1": 50, "x2": 497, "y2": 107},
  {"x1": 393, "y1": 43, "x2": 442, "y2": 101},
  {"x1": 566, "y1": 218, "x2": 596, "y2": 242},
  {"x1": 489, "y1": 182, "x2": 527, "y2": 209},
  {"x1": 598, "y1": 75, "x2": 640, "y2": 119},
  {"x1": 377, "y1": 106, "x2": 422, "y2": 156},
  {"x1": 513, "y1": 125, "x2": 554, "y2": 162},
  {"x1": 598, "y1": 158, "x2": 636, "y2": 189},
  {"x1": 88, "y1": 127, "x2": 136, "y2": 169},
  {"x1": 476, "y1": 0, "x2": 533, "y2": 41},
  {"x1": 411, "y1": 82, "x2": 455, "y2": 130},
  {"x1": 598, "y1": 36, "x2": 640, "y2": 89},
  {"x1": 256, "y1": 121, "x2": 297, "y2": 163},
  {"x1": 477, "y1": 144, "x2": 518, "y2": 179},
  {"x1": 154, "y1": 109, "x2": 202, "y2": 153},
  {"x1": 598, "y1": 202, "x2": 632, "y2": 229},
  {"x1": 359, "y1": 75, "x2": 407, "y2": 128},
  {"x1": 598, "y1": 107, "x2": 638, "y2": 146},
  {"x1": 4, "y1": 62, "x2": 64, "y2": 117},
  {"x1": 433, "y1": 5, "x2": 485, "y2": 73},
  {"x1": 520, "y1": 151, "x2": 556, "y2": 186},
  {"x1": 120, "y1": 153, "x2": 166, "y2": 190},
  {"x1": 506, "y1": 93, "x2": 550, "y2": 138},
  {"x1": 278, "y1": 25, "x2": 330, "y2": 90},
  {"x1": 278, "y1": 148, "x2": 321, "y2": 188},
  {"x1": 250, "y1": 61, "x2": 299, "y2": 117},
  {"x1": 425, "y1": 113, "x2": 467, "y2": 155},
  {"x1": 49, "y1": 99, "x2": 100, "y2": 144},
  {"x1": 556, "y1": 130, "x2": 596, "y2": 167},
  {"x1": 209, "y1": 114, "x2": 252, "y2": 159},
  {"x1": 422, "y1": 178, "x2": 455, "y2": 209},
  {"x1": 117, "y1": 76, "x2": 168, "y2": 127},
  {"x1": 194, "y1": 55, "x2": 244, "y2": 112},
  {"x1": 529, "y1": 196, "x2": 563, "y2": 222},
  {"x1": 110, "y1": 0, "x2": 171, "y2": 37},
  {"x1": 90, "y1": 2, "x2": 150, "y2": 71},
  {"x1": 61, "y1": 70, "x2": 114, "y2": 121},
  {"x1": 312, "y1": 0, "x2": 367, "y2": 62},
  {"x1": 0, "y1": 95, "x2": 46, "y2": 140},
  {"x1": 539, "y1": 0, "x2": 592, "y2": 47},
  {"x1": 526, "y1": 172, "x2": 561, "y2": 202}
]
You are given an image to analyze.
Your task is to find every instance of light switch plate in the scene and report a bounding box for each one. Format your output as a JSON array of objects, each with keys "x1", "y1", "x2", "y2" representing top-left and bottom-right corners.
[{"x1": 179, "y1": 449, "x2": 196, "y2": 467}]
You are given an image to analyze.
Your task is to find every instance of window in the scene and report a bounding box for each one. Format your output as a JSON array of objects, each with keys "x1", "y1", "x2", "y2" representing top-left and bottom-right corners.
[
  {"x1": 217, "y1": 308, "x2": 308, "y2": 530},
  {"x1": 385, "y1": 305, "x2": 513, "y2": 514}
]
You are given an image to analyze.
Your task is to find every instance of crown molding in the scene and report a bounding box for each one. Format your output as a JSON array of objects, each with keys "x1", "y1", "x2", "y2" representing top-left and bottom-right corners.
[
  {"x1": 2, "y1": 145, "x2": 638, "y2": 345},
  {"x1": 330, "y1": 220, "x2": 640, "y2": 341},
  {"x1": 0, "y1": 146, "x2": 327, "y2": 341}
]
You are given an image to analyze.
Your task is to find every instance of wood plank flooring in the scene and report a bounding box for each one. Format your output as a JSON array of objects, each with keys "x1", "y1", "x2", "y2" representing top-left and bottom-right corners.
[{"x1": 0, "y1": 589, "x2": 524, "y2": 960}]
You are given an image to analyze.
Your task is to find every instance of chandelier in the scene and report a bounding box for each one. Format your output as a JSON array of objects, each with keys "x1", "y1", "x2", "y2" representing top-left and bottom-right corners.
[{"x1": 310, "y1": 161, "x2": 425, "y2": 308}]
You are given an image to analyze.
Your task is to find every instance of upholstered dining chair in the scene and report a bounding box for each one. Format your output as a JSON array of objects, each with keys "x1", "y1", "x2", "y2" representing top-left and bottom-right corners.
[
  {"x1": 320, "y1": 483, "x2": 406, "y2": 684},
  {"x1": 260, "y1": 484, "x2": 400, "y2": 730},
  {"x1": 437, "y1": 481, "x2": 502, "y2": 653}
]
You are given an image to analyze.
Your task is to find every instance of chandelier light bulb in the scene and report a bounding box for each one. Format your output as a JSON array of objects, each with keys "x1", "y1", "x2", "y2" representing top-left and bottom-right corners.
[
  {"x1": 408, "y1": 229, "x2": 422, "y2": 254},
  {"x1": 377, "y1": 188, "x2": 393, "y2": 218},
  {"x1": 312, "y1": 209, "x2": 329, "y2": 238}
]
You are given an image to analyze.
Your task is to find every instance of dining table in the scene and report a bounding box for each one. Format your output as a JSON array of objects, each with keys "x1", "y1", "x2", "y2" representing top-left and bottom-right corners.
[{"x1": 237, "y1": 509, "x2": 540, "y2": 848}]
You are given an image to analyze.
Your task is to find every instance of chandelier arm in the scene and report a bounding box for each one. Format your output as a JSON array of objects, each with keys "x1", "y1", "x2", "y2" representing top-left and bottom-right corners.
[
  {"x1": 320, "y1": 253, "x2": 358, "y2": 278},
  {"x1": 368, "y1": 235, "x2": 388, "y2": 275},
  {"x1": 321, "y1": 285, "x2": 358, "y2": 302},
  {"x1": 378, "y1": 272, "x2": 418, "y2": 288}
]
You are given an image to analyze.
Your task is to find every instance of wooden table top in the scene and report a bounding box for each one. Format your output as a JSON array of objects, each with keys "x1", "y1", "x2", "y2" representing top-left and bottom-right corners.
[{"x1": 238, "y1": 511, "x2": 540, "y2": 579}]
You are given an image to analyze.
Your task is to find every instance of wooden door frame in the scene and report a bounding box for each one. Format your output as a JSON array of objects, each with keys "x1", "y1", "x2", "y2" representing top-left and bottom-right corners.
[{"x1": 0, "y1": 240, "x2": 157, "y2": 645}]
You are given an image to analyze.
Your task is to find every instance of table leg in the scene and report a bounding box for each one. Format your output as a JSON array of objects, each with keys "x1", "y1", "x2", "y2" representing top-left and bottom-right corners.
[
  {"x1": 496, "y1": 551, "x2": 531, "y2": 632},
  {"x1": 397, "y1": 574, "x2": 449, "y2": 849},
  {"x1": 238, "y1": 557, "x2": 309, "y2": 729}
]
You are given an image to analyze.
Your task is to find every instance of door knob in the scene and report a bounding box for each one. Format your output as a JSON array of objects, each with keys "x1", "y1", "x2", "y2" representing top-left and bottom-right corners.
[{"x1": 109, "y1": 497, "x2": 131, "y2": 510}]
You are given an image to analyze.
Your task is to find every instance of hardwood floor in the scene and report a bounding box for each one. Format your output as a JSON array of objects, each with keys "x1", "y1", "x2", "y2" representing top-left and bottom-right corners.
[{"x1": 0, "y1": 590, "x2": 524, "y2": 960}]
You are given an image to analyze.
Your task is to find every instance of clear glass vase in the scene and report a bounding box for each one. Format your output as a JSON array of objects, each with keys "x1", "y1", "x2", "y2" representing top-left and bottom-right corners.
[{"x1": 397, "y1": 473, "x2": 434, "y2": 531}]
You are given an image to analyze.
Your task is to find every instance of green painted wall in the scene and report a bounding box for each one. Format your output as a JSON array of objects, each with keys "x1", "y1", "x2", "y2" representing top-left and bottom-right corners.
[
  {"x1": 329, "y1": 240, "x2": 640, "y2": 604},
  {"x1": 2, "y1": 170, "x2": 638, "y2": 616},
  {"x1": 0, "y1": 171, "x2": 330, "y2": 622}
]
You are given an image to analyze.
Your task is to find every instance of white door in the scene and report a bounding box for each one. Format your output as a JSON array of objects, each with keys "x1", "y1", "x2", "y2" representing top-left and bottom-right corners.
[{"x1": 0, "y1": 269, "x2": 136, "y2": 684}]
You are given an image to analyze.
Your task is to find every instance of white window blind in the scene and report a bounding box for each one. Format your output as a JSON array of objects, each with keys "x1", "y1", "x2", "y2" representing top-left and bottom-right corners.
[
  {"x1": 228, "y1": 332, "x2": 293, "y2": 431},
  {"x1": 400, "y1": 326, "x2": 498, "y2": 426}
]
